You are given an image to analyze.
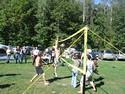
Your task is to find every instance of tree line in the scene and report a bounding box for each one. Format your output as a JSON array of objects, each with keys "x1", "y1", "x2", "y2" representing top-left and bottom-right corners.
[{"x1": 0, "y1": 0, "x2": 125, "y2": 50}]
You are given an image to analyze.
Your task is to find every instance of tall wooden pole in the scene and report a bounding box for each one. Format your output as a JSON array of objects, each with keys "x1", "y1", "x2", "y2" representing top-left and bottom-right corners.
[
  {"x1": 83, "y1": 0, "x2": 86, "y2": 23},
  {"x1": 55, "y1": 36, "x2": 58, "y2": 49},
  {"x1": 82, "y1": 1, "x2": 87, "y2": 93},
  {"x1": 82, "y1": 26, "x2": 88, "y2": 94}
]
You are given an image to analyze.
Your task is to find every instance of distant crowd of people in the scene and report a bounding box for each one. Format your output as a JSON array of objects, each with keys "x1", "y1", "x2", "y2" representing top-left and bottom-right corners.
[
  {"x1": 6, "y1": 46, "x2": 28, "y2": 64},
  {"x1": 5, "y1": 45, "x2": 62, "y2": 66}
]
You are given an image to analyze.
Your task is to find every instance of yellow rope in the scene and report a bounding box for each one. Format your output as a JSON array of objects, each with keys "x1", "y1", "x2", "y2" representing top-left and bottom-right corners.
[
  {"x1": 59, "y1": 27, "x2": 86, "y2": 43},
  {"x1": 57, "y1": 32, "x2": 85, "y2": 75},
  {"x1": 89, "y1": 30, "x2": 123, "y2": 53},
  {"x1": 22, "y1": 27, "x2": 125, "y2": 94},
  {"x1": 60, "y1": 57, "x2": 84, "y2": 74},
  {"x1": 22, "y1": 26, "x2": 86, "y2": 94},
  {"x1": 22, "y1": 65, "x2": 51, "y2": 94},
  {"x1": 59, "y1": 32, "x2": 84, "y2": 58}
]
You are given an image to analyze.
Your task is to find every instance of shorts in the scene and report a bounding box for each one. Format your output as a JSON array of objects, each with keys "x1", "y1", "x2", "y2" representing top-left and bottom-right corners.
[
  {"x1": 80, "y1": 73, "x2": 93, "y2": 85},
  {"x1": 35, "y1": 66, "x2": 44, "y2": 75}
]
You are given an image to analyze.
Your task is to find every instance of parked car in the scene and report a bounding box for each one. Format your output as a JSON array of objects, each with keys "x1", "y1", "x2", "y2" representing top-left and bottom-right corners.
[
  {"x1": 116, "y1": 50, "x2": 125, "y2": 60},
  {"x1": 90, "y1": 50, "x2": 99, "y2": 60},
  {"x1": 99, "y1": 50, "x2": 115, "y2": 60},
  {"x1": 0, "y1": 48, "x2": 14, "y2": 60},
  {"x1": 0, "y1": 48, "x2": 6, "y2": 56},
  {"x1": 62, "y1": 48, "x2": 76, "y2": 58}
]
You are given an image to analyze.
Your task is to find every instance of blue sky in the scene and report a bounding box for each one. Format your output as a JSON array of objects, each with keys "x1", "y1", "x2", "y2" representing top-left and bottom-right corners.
[
  {"x1": 80, "y1": 0, "x2": 101, "y2": 4},
  {"x1": 94, "y1": 0, "x2": 101, "y2": 4}
]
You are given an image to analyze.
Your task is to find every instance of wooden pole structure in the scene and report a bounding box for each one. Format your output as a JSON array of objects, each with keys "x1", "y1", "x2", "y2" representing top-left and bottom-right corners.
[
  {"x1": 83, "y1": 0, "x2": 86, "y2": 23},
  {"x1": 55, "y1": 36, "x2": 58, "y2": 49},
  {"x1": 82, "y1": 26, "x2": 88, "y2": 94}
]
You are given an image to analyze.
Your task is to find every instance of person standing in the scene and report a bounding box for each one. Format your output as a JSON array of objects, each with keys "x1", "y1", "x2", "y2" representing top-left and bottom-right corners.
[
  {"x1": 20, "y1": 46, "x2": 27, "y2": 63},
  {"x1": 51, "y1": 48, "x2": 55, "y2": 63},
  {"x1": 31, "y1": 47, "x2": 39, "y2": 65},
  {"x1": 78, "y1": 55, "x2": 96, "y2": 93},
  {"x1": 6, "y1": 47, "x2": 12, "y2": 63},
  {"x1": 53, "y1": 46, "x2": 60, "y2": 77},
  {"x1": 30, "y1": 51, "x2": 49, "y2": 85},
  {"x1": 71, "y1": 52, "x2": 81, "y2": 88},
  {"x1": 15, "y1": 46, "x2": 21, "y2": 64}
]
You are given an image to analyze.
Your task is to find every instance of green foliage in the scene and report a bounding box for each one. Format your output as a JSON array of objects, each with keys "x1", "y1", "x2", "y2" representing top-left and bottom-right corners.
[
  {"x1": 89, "y1": 0, "x2": 125, "y2": 50},
  {"x1": 0, "y1": 0, "x2": 125, "y2": 50},
  {"x1": 0, "y1": 0, "x2": 37, "y2": 45},
  {"x1": 34, "y1": 0, "x2": 83, "y2": 48},
  {"x1": 112, "y1": 1, "x2": 125, "y2": 49}
]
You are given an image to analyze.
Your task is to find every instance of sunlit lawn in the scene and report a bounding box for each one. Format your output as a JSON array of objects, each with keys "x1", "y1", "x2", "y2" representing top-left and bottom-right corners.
[{"x1": 0, "y1": 59, "x2": 125, "y2": 94}]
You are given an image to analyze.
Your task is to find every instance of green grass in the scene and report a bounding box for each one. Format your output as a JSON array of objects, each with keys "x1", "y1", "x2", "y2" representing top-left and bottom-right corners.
[{"x1": 0, "y1": 60, "x2": 125, "y2": 94}]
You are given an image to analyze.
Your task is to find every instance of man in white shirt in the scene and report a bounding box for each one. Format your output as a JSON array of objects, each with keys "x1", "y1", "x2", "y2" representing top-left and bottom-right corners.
[
  {"x1": 32, "y1": 47, "x2": 39, "y2": 65},
  {"x1": 6, "y1": 47, "x2": 12, "y2": 63}
]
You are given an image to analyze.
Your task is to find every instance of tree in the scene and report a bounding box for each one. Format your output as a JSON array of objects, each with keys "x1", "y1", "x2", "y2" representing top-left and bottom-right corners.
[
  {"x1": 35, "y1": 0, "x2": 83, "y2": 48},
  {"x1": 112, "y1": 0, "x2": 125, "y2": 49},
  {"x1": 0, "y1": 0, "x2": 37, "y2": 45}
]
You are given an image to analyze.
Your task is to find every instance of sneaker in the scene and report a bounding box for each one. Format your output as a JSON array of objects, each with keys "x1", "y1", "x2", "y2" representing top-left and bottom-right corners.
[
  {"x1": 54, "y1": 73, "x2": 58, "y2": 77},
  {"x1": 93, "y1": 88, "x2": 97, "y2": 92},
  {"x1": 78, "y1": 91, "x2": 82, "y2": 94},
  {"x1": 44, "y1": 81, "x2": 49, "y2": 85}
]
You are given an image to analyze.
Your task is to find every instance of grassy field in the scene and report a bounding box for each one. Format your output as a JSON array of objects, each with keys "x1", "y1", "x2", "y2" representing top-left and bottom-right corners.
[{"x1": 0, "y1": 59, "x2": 125, "y2": 94}]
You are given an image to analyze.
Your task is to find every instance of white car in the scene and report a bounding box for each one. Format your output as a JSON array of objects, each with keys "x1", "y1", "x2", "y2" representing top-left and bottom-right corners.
[
  {"x1": 62, "y1": 48, "x2": 76, "y2": 58},
  {"x1": 99, "y1": 50, "x2": 115, "y2": 60},
  {"x1": 116, "y1": 51, "x2": 125, "y2": 60}
]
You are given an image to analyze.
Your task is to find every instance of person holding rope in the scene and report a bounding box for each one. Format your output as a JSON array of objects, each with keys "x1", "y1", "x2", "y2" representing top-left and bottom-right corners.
[
  {"x1": 78, "y1": 54, "x2": 96, "y2": 93},
  {"x1": 52, "y1": 46, "x2": 60, "y2": 77},
  {"x1": 81, "y1": 49, "x2": 99, "y2": 74},
  {"x1": 30, "y1": 51, "x2": 49, "y2": 85},
  {"x1": 71, "y1": 51, "x2": 81, "y2": 88}
]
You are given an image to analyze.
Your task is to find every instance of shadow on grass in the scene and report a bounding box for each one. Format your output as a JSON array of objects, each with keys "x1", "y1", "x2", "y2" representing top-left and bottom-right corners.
[
  {"x1": 0, "y1": 73, "x2": 21, "y2": 77},
  {"x1": 47, "y1": 75, "x2": 71, "y2": 83},
  {"x1": 0, "y1": 83, "x2": 15, "y2": 89},
  {"x1": 85, "y1": 76, "x2": 109, "y2": 94},
  {"x1": 85, "y1": 81, "x2": 104, "y2": 90},
  {"x1": 88, "y1": 81, "x2": 109, "y2": 94},
  {"x1": 94, "y1": 76, "x2": 105, "y2": 89},
  {"x1": 0, "y1": 62, "x2": 5, "y2": 64},
  {"x1": 94, "y1": 76, "x2": 104, "y2": 82}
]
